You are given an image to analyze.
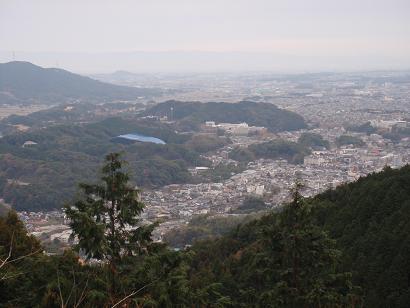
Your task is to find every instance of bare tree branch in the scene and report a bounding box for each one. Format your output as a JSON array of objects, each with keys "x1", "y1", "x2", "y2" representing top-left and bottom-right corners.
[
  {"x1": 55, "y1": 266, "x2": 92, "y2": 308},
  {"x1": 0, "y1": 254, "x2": 43, "y2": 281},
  {"x1": 0, "y1": 269, "x2": 28, "y2": 281},
  {"x1": 73, "y1": 274, "x2": 90, "y2": 308},
  {"x1": 0, "y1": 233, "x2": 41, "y2": 273},
  {"x1": 4, "y1": 248, "x2": 42, "y2": 265},
  {"x1": 0, "y1": 231, "x2": 14, "y2": 269},
  {"x1": 64, "y1": 267, "x2": 76, "y2": 307},
  {"x1": 57, "y1": 270, "x2": 66, "y2": 308},
  {"x1": 111, "y1": 279, "x2": 159, "y2": 308}
]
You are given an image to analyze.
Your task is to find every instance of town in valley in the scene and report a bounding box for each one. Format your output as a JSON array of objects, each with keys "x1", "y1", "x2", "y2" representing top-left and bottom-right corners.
[{"x1": 14, "y1": 71, "x2": 410, "y2": 250}]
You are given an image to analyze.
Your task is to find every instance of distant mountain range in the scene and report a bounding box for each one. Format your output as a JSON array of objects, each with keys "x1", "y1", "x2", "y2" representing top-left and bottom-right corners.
[{"x1": 0, "y1": 61, "x2": 162, "y2": 105}]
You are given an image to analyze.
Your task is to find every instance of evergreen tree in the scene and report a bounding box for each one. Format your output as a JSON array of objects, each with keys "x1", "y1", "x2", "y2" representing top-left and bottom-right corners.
[{"x1": 64, "y1": 153, "x2": 155, "y2": 268}]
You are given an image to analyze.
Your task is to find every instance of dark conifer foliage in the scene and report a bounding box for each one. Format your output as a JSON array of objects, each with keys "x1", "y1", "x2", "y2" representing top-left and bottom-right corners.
[{"x1": 64, "y1": 153, "x2": 156, "y2": 263}]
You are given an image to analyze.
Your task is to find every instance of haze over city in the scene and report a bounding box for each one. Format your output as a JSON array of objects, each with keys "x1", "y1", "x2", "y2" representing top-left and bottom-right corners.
[{"x1": 1, "y1": 0, "x2": 409, "y2": 73}]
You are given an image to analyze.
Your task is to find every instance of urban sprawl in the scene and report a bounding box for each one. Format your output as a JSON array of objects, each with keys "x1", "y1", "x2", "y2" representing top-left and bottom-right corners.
[{"x1": 18, "y1": 72, "x2": 410, "y2": 247}]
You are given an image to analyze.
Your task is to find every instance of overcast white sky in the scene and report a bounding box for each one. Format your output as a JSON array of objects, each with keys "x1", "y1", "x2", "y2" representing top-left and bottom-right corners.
[{"x1": 0, "y1": 0, "x2": 409, "y2": 73}]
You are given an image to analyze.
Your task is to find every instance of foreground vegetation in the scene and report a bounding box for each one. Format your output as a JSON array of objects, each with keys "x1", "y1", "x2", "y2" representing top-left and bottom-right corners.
[{"x1": 1, "y1": 154, "x2": 410, "y2": 307}]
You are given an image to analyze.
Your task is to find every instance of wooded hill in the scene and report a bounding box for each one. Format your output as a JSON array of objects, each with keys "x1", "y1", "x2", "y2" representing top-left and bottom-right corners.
[
  {"x1": 143, "y1": 100, "x2": 307, "y2": 132},
  {"x1": 229, "y1": 132, "x2": 329, "y2": 164},
  {"x1": 0, "y1": 61, "x2": 161, "y2": 105}
]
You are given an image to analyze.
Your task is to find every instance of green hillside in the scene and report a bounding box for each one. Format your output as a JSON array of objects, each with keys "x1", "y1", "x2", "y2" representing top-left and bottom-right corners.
[{"x1": 143, "y1": 100, "x2": 307, "y2": 132}]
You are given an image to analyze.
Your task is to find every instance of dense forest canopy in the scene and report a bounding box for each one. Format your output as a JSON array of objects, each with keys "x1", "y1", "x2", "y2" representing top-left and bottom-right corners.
[{"x1": 309, "y1": 165, "x2": 410, "y2": 307}]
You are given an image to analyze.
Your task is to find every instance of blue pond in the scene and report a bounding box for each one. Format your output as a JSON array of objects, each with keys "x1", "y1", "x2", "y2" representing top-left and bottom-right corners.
[{"x1": 116, "y1": 133, "x2": 166, "y2": 145}]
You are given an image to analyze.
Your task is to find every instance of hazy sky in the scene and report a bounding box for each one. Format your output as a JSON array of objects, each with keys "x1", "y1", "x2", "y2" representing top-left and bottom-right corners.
[{"x1": 1, "y1": 0, "x2": 409, "y2": 73}]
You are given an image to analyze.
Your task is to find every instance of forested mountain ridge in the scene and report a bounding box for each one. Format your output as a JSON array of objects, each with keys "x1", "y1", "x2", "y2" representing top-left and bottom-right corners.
[
  {"x1": 0, "y1": 61, "x2": 161, "y2": 104},
  {"x1": 143, "y1": 100, "x2": 307, "y2": 132},
  {"x1": 183, "y1": 165, "x2": 410, "y2": 307},
  {"x1": 310, "y1": 165, "x2": 410, "y2": 307},
  {"x1": 1, "y1": 161, "x2": 410, "y2": 306}
]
